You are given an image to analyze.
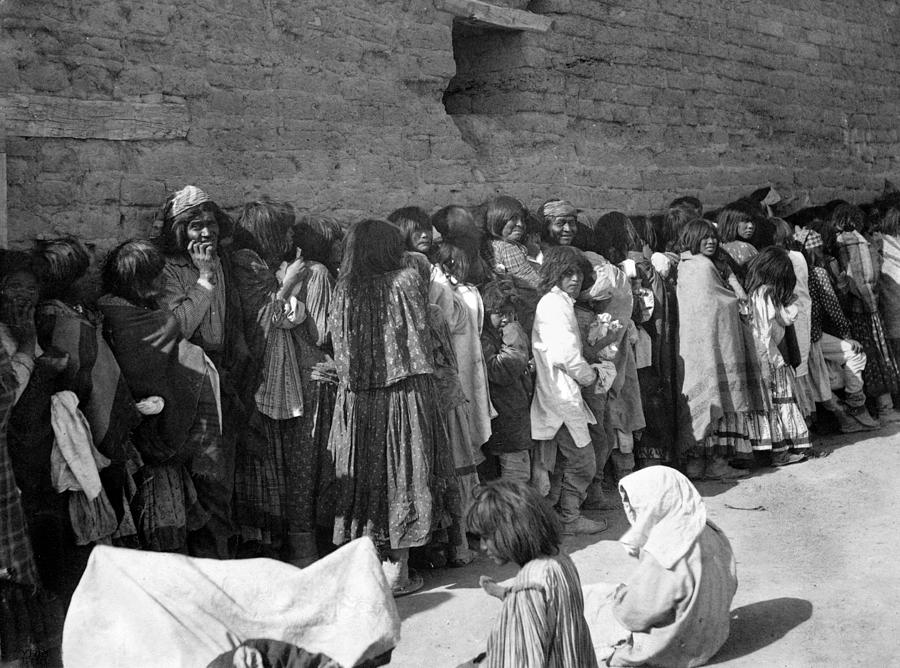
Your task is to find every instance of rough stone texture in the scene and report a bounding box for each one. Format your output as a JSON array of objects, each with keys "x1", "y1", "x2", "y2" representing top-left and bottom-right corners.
[{"x1": 1, "y1": 0, "x2": 899, "y2": 248}]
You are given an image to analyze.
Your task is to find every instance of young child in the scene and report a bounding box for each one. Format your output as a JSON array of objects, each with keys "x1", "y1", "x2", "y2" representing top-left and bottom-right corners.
[
  {"x1": 459, "y1": 480, "x2": 598, "y2": 668},
  {"x1": 583, "y1": 466, "x2": 737, "y2": 667},
  {"x1": 531, "y1": 246, "x2": 606, "y2": 535},
  {"x1": 718, "y1": 203, "x2": 759, "y2": 268},
  {"x1": 743, "y1": 248, "x2": 811, "y2": 465},
  {"x1": 481, "y1": 278, "x2": 536, "y2": 484}
]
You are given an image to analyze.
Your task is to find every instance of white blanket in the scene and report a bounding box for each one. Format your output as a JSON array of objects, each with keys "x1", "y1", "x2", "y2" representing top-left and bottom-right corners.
[{"x1": 62, "y1": 538, "x2": 400, "y2": 668}]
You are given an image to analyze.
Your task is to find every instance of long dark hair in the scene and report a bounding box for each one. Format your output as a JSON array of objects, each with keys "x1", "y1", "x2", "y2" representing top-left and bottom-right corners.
[
  {"x1": 538, "y1": 245, "x2": 590, "y2": 295},
  {"x1": 157, "y1": 200, "x2": 232, "y2": 256},
  {"x1": 466, "y1": 480, "x2": 561, "y2": 566},
  {"x1": 717, "y1": 201, "x2": 756, "y2": 243},
  {"x1": 237, "y1": 200, "x2": 295, "y2": 266},
  {"x1": 35, "y1": 236, "x2": 91, "y2": 302},
  {"x1": 483, "y1": 196, "x2": 526, "y2": 239},
  {"x1": 339, "y1": 219, "x2": 406, "y2": 284},
  {"x1": 592, "y1": 211, "x2": 642, "y2": 264},
  {"x1": 679, "y1": 218, "x2": 717, "y2": 253},
  {"x1": 745, "y1": 247, "x2": 796, "y2": 306},
  {"x1": 102, "y1": 239, "x2": 166, "y2": 309}
]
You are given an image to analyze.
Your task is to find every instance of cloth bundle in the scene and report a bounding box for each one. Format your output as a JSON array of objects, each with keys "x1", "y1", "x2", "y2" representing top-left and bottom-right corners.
[{"x1": 62, "y1": 537, "x2": 401, "y2": 668}]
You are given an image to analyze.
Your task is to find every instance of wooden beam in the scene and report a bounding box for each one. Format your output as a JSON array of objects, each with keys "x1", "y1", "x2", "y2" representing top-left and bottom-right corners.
[
  {"x1": 0, "y1": 94, "x2": 190, "y2": 140},
  {"x1": 0, "y1": 113, "x2": 6, "y2": 248},
  {"x1": 438, "y1": 0, "x2": 554, "y2": 32}
]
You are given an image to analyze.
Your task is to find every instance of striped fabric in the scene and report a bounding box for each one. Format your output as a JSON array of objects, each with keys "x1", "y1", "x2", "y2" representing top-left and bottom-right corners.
[{"x1": 483, "y1": 552, "x2": 598, "y2": 668}]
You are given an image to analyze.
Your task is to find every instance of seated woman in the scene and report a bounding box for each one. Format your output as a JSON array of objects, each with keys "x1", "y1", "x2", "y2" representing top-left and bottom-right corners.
[
  {"x1": 584, "y1": 466, "x2": 737, "y2": 667},
  {"x1": 98, "y1": 239, "x2": 226, "y2": 555},
  {"x1": 458, "y1": 480, "x2": 598, "y2": 668}
]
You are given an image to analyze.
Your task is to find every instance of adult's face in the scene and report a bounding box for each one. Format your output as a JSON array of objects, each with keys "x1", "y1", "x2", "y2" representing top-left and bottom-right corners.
[
  {"x1": 0, "y1": 270, "x2": 39, "y2": 309},
  {"x1": 185, "y1": 210, "x2": 220, "y2": 254},
  {"x1": 547, "y1": 215, "x2": 578, "y2": 246},
  {"x1": 501, "y1": 216, "x2": 525, "y2": 243}
]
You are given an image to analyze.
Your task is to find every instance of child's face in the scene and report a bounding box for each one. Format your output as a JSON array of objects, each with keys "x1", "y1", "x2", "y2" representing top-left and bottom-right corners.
[
  {"x1": 410, "y1": 228, "x2": 433, "y2": 254},
  {"x1": 558, "y1": 270, "x2": 583, "y2": 300},
  {"x1": 700, "y1": 234, "x2": 718, "y2": 257},
  {"x1": 737, "y1": 219, "x2": 755, "y2": 240},
  {"x1": 489, "y1": 310, "x2": 511, "y2": 330},
  {"x1": 481, "y1": 536, "x2": 507, "y2": 566}
]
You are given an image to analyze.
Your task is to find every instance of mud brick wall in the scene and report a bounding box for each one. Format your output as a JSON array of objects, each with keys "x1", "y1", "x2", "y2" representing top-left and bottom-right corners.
[{"x1": 2, "y1": 0, "x2": 899, "y2": 248}]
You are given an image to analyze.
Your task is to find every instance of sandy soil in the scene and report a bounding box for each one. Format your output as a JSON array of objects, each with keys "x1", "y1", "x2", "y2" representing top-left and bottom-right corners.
[{"x1": 390, "y1": 423, "x2": 900, "y2": 667}]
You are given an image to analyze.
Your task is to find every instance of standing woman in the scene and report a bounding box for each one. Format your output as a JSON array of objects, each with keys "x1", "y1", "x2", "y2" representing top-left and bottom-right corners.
[
  {"x1": 156, "y1": 186, "x2": 249, "y2": 557},
  {"x1": 327, "y1": 219, "x2": 443, "y2": 594},
  {"x1": 98, "y1": 240, "x2": 225, "y2": 554},
  {"x1": 832, "y1": 204, "x2": 900, "y2": 420},
  {"x1": 484, "y1": 196, "x2": 542, "y2": 289},
  {"x1": 676, "y1": 221, "x2": 764, "y2": 480},
  {"x1": 34, "y1": 238, "x2": 142, "y2": 544},
  {"x1": 231, "y1": 200, "x2": 315, "y2": 563},
  {"x1": 0, "y1": 342, "x2": 64, "y2": 665}
]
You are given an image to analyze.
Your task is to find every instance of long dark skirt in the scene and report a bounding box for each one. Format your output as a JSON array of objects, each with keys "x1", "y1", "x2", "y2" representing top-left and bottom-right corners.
[{"x1": 328, "y1": 374, "x2": 441, "y2": 551}]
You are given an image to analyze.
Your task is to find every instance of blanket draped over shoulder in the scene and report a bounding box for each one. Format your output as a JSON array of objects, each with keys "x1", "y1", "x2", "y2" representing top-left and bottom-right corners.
[
  {"x1": 676, "y1": 254, "x2": 767, "y2": 441},
  {"x1": 36, "y1": 300, "x2": 140, "y2": 462},
  {"x1": 98, "y1": 296, "x2": 224, "y2": 482}
]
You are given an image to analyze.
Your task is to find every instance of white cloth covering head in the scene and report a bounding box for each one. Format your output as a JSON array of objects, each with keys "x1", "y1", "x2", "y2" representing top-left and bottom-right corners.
[{"x1": 618, "y1": 465, "x2": 707, "y2": 569}]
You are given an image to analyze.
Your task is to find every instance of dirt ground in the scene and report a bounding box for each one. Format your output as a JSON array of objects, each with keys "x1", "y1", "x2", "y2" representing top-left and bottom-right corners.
[{"x1": 390, "y1": 423, "x2": 900, "y2": 667}]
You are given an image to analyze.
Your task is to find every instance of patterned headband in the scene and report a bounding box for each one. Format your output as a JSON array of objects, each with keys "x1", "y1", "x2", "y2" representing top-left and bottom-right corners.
[
  {"x1": 541, "y1": 200, "x2": 578, "y2": 219},
  {"x1": 170, "y1": 185, "x2": 212, "y2": 219},
  {"x1": 795, "y1": 227, "x2": 823, "y2": 250}
]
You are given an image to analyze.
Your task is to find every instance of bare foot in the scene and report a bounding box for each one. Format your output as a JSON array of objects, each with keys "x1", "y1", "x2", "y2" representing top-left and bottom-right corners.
[{"x1": 479, "y1": 575, "x2": 507, "y2": 600}]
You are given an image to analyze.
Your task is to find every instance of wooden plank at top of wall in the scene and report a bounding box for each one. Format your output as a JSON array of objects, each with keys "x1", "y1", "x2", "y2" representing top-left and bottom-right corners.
[
  {"x1": 0, "y1": 112, "x2": 6, "y2": 248},
  {"x1": 0, "y1": 94, "x2": 190, "y2": 140},
  {"x1": 437, "y1": 0, "x2": 554, "y2": 32}
]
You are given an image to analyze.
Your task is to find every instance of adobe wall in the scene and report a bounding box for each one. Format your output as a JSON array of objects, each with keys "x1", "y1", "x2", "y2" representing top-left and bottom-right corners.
[{"x1": 1, "y1": 0, "x2": 898, "y2": 248}]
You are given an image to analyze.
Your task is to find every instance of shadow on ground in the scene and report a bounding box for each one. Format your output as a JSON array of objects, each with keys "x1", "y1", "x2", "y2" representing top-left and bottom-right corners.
[{"x1": 708, "y1": 597, "x2": 813, "y2": 664}]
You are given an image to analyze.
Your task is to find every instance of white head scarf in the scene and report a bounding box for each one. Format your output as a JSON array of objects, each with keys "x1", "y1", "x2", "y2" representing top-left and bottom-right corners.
[
  {"x1": 618, "y1": 466, "x2": 707, "y2": 569},
  {"x1": 169, "y1": 185, "x2": 211, "y2": 219}
]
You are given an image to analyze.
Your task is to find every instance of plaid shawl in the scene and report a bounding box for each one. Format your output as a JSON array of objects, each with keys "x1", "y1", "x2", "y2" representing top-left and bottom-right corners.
[
  {"x1": 36, "y1": 300, "x2": 140, "y2": 462},
  {"x1": 837, "y1": 230, "x2": 879, "y2": 313},
  {"x1": 0, "y1": 347, "x2": 39, "y2": 587}
]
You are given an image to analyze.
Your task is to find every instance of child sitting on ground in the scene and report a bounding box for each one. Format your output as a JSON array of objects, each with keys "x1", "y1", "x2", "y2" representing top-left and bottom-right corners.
[{"x1": 457, "y1": 480, "x2": 598, "y2": 668}]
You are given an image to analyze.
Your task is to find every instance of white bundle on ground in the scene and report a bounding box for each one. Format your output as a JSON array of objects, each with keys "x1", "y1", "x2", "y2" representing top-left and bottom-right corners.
[{"x1": 62, "y1": 537, "x2": 400, "y2": 668}]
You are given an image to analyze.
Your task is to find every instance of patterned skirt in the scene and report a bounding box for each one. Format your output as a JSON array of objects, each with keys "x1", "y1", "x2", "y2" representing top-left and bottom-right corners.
[
  {"x1": 746, "y1": 364, "x2": 811, "y2": 452},
  {"x1": 697, "y1": 411, "x2": 753, "y2": 458},
  {"x1": 234, "y1": 412, "x2": 302, "y2": 550},
  {"x1": 328, "y1": 374, "x2": 441, "y2": 551},
  {"x1": 850, "y1": 308, "x2": 900, "y2": 397}
]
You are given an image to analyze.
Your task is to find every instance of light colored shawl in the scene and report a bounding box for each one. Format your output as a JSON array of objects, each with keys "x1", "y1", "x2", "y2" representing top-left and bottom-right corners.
[
  {"x1": 619, "y1": 466, "x2": 707, "y2": 570},
  {"x1": 880, "y1": 234, "x2": 900, "y2": 338}
]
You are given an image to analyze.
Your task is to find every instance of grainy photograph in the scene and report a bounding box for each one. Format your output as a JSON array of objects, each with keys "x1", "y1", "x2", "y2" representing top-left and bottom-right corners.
[{"x1": 1, "y1": 0, "x2": 898, "y2": 666}]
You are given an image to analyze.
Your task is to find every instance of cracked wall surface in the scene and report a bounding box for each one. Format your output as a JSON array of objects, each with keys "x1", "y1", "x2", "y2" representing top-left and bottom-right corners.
[{"x1": 2, "y1": 0, "x2": 899, "y2": 247}]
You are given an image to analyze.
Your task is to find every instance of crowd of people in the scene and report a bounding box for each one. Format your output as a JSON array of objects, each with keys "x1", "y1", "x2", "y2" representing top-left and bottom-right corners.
[{"x1": 2, "y1": 182, "x2": 900, "y2": 664}]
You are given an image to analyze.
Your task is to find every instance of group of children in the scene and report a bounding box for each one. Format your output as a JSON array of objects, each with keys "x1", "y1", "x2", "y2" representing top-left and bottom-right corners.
[{"x1": 2, "y1": 181, "x2": 899, "y2": 666}]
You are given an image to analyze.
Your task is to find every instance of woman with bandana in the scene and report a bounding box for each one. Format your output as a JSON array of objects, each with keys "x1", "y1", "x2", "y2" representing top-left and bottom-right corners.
[{"x1": 157, "y1": 186, "x2": 248, "y2": 558}]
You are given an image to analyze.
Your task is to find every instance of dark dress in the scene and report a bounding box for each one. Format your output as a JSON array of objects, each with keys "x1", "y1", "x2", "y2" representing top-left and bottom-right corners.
[
  {"x1": 0, "y1": 346, "x2": 65, "y2": 662},
  {"x1": 327, "y1": 267, "x2": 441, "y2": 550}
]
